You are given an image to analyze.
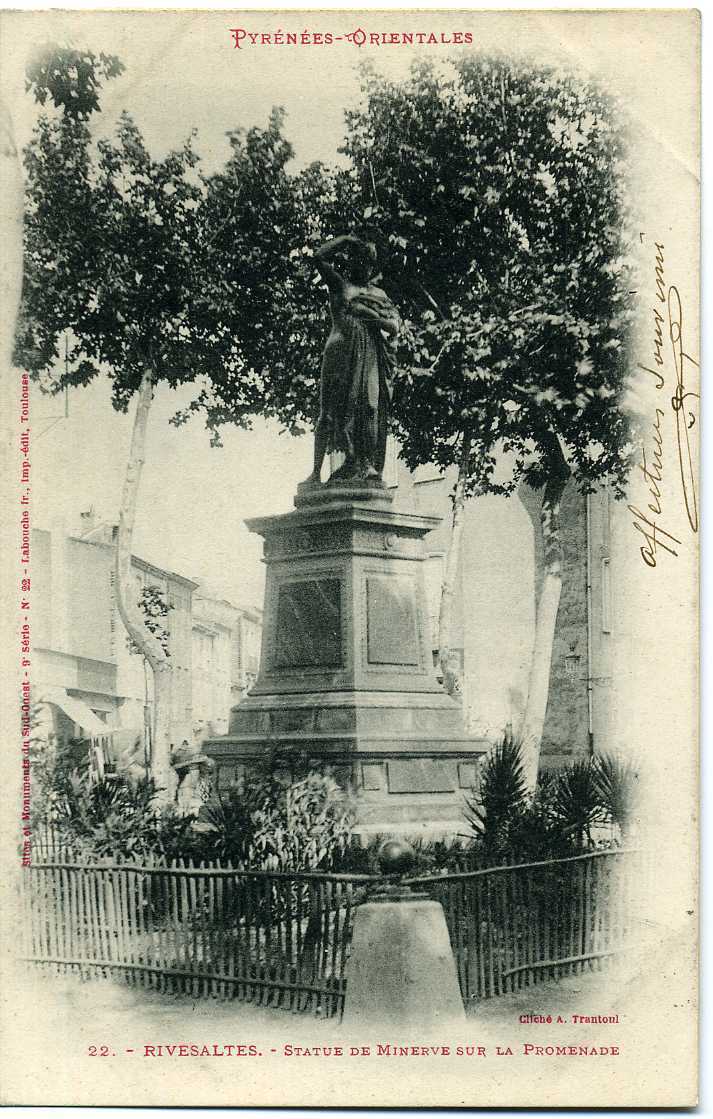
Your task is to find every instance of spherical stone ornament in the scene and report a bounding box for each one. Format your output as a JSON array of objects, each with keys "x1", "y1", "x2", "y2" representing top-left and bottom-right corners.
[{"x1": 377, "y1": 838, "x2": 416, "y2": 878}]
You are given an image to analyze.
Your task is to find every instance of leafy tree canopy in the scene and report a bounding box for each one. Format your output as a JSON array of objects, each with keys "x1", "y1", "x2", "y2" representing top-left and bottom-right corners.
[
  {"x1": 17, "y1": 50, "x2": 635, "y2": 496},
  {"x1": 26, "y1": 43, "x2": 124, "y2": 119},
  {"x1": 340, "y1": 56, "x2": 635, "y2": 497},
  {"x1": 170, "y1": 110, "x2": 347, "y2": 440},
  {"x1": 16, "y1": 91, "x2": 337, "y2": 440}
]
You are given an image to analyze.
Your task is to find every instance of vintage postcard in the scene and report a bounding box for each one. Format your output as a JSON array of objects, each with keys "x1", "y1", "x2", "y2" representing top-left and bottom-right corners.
[{"x1": 0, "y1": 7, "x2": 700, "y2": 1108}]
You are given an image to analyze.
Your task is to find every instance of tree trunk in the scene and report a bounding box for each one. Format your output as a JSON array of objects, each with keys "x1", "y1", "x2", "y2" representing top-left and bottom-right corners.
[
  {"x1": 438, "y1": 433, "x2": 471, "y2": 696},
  {"x1": 114, "y1": 367, "x2": 175, "y2": 800},
  {"x1": 520, "y1": 454, "x2": 571, "y2": 793},
  {"x1": 142, "y1": 658, "x2": 152, "y2": 773}
]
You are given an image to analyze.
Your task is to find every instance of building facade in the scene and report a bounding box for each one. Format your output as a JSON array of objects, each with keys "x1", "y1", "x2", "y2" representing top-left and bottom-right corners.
[
  {"x1": 192, "y1": 594, "x2": 263, "y2": 740},
  {"x1": 394, "y1": 461, "x2": 614, "y2": 767},
  {"x1": 31, "y1": 515, "x2": 262, "y2": 760},
  {"x1": 32, "y1": 516, "x2": 197, "y2": 752}
]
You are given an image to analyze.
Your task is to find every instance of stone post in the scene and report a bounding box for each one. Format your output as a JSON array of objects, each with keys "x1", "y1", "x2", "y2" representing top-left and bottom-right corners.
[{"x1": 343, "y1": 840, "x2": 466, "y2": 1028}]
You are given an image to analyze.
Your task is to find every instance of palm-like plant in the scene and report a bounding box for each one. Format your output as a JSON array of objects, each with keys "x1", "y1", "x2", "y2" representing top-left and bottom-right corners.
[
  {"x1": 595, "y1": 753, "x2": 640, "y2": 838},
  {"x1": 198, "y1": 783, "x2": 261, "y2": 867},
  {"x1": 464, "y1": 732, "x2": 528, "y2": 854},
  {"x1": 549, "y1": 760, "x2": 605, "y2": 851}
]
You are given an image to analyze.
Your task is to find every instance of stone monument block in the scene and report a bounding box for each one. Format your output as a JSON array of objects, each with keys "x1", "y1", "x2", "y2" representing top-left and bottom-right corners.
[{"x1": 204, "y1": 481, "x2": 486, "y2": 838}]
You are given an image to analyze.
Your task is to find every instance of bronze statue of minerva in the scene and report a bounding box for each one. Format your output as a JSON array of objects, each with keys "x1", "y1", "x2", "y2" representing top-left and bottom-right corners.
[{"x1": 303, "y1": 234, "x2": 400, "y2": 485}]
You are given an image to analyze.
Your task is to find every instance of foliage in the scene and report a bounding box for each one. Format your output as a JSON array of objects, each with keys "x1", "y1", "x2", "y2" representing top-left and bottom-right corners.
[
  {"x1": 463, "y1": 737, "x2": 640, "y2": 861},
  {"x1": 463, "y1": 731, "x2": 528, "y2": 852},
  {"x1": 126, "y1": 584, "x2": 172, "y2": 658},
  {"x1": 28, "y1": 724, "x2": 86, "y2": 826},
  {"x1": 17, "y1": 49, "x2": 638, "y2": 492},
  {"x1": 177, "y1": 125, "x2": 349, "y2": 440},
  {"x1": 15, "y1": 75, "x2": 343, "y2": 439},
  {"x1": 22, "y1": 50, "x2": 635, "y2": 471},
  {"x1": 30, "y1": 736, "x2": 640, "y2": 871},
  {"x1": 257, "y1": 771, "x2": 355, "y2": 871},
  {"x1": 196, "y1": 782, "x2": 263, "y2": 867},
  {"x1": 197, "y1": 765, "x2": 355, "y2": 872},
  {"x1": 548, "y1": 760, "x2": 605, "y2": 850},
  {"x1": 499, "y1": 771, "x2": 577, "y2": 863},
  {"x1": 26, "y1": 43, "x2": 124, "y2": 119},
  {"x1": 17, "y1": 107, "x2": 205, "y2": 404},
  {"x1": 595, "y1": 752, "x2": 641, "y2": 837},
  {"x1": 341, "y1": 55, "x2": 635, "y2": 500},
  {"x1": 37, "y1": 769, "x2": 196, "y2": 861}
]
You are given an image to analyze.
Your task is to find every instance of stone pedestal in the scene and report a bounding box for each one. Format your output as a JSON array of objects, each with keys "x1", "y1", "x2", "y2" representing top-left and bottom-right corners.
[
  {"x1": 204, "y1": 481, "x2": 486, "y2": 838},
  {"x1": 343, "y1": 890, "x2": 466, "y2": 1027}
]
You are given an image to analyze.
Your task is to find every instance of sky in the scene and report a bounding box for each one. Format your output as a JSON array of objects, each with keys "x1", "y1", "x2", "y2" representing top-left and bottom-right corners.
[{"x1": 3, "y1": 7, "x2": 700, "y2": 609}]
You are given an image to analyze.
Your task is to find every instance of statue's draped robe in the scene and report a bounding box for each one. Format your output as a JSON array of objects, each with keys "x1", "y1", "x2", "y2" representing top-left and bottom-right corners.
[{"x1": 320, "y1": 287, "x2": 399, "y2": 475}]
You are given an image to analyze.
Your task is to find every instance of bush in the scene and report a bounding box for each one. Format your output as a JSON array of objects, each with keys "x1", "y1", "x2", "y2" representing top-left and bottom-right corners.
[
  {"x1": 548, "y1": 759, "x2": 605, "y2": 850},
  {"x1": 196, "y1": 765, "x2": 356, "y2": 872},
  {"x1": 463, "y1": 731, "x2": 528, "y2": 855},
  {"x1": 595, "y1": 752, "x2": 642, "y2": 839},
  {"x1": 463, "y1": 737, "x2": 642, "y2": 862},
  {"x1": 43, "y1": 769, "x2": 196, "y2": 861}
]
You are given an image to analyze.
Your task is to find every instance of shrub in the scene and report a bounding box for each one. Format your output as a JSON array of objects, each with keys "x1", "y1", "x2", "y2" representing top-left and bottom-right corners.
[
  {"x1": 594, "y1": 752, "x2": 641, "y2": 838},
  {"x1": 463, "y1": 731, "x2": 528, "y2": 855},
  {"x1": 45, "y1": 769, "x2": 196, "y2": 861},
  {"x1": 197, "y1": 766, "x2": 355, "y2": 872},
  {"x1": 463, "y1": 737, "x2": 642, "y2": 862},
  {"x1": 195, "y1": 782, "x2": 262, "y2": 866},
  {"x1": 548, "y1": 759, "x2": 606, "y2": 851}
]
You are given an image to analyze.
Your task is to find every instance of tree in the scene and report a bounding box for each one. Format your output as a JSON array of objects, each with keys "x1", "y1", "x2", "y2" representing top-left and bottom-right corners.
[
  {"x1": 2, "y1": 44, "x2": 124, "y2": 526},
  {"x1": 4, "y1": 44, "x2": 124, "y2": 364},
  {"x1": 17, "y1": 100, "x2": 198, "y2": 796},
  {"x1": 175, "y1": 125, "x2": 351, "y2": 442},
  {"x1": 125, "y1": 585, "x2": 172, "y2": 773},
  {"x1": 16, "y1": 48, "x2": 635, "y2": 801},
  {"x1": 15, "y1": 65, "x2": 322, "y2": 795},
  {"x1": 339, "y1": 56, "x2": 634, "y2": 786}
]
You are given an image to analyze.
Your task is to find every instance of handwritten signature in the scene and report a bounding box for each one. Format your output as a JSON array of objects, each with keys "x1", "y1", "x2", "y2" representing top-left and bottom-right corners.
[
  {"x1": 667, "y1": 285, "x2": 699, "y2": 533},
  {"x1": 630, "y1": 244, "x2": 698, "y2": 569}
]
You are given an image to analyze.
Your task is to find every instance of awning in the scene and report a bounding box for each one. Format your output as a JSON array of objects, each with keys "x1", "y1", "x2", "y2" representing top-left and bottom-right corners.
[{"x1": 37, "y1": 687, "x2": 114, "y2": 737}]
